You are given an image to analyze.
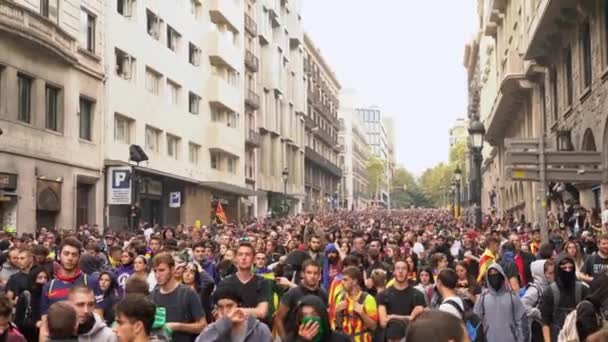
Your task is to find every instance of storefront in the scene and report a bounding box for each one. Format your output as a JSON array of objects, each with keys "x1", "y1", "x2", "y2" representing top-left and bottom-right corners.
[{"x1": 0, "y1": 173, "x2": 18, "y2": 232}]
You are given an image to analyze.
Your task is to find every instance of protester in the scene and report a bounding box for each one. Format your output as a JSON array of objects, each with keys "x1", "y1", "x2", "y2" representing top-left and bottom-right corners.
[
  {"x1": 6, "y1": 248, "x2": 33, "y2": 301},
  {"x1": 521, "y1": 260, "x2": 554, "y2": 342},
  {"x1": 287, "y1": 295, "x2": 349, "y2": 342},
  {"x1": 68, "y1": 285, "x2": 117, "y2": 341},
  {"x1": 194, "y1": 286, "x2": 272, "y2": 342},
  {"x1": 575, "y1": 271, "x2": 608, "y2": 341},
  {"x1": 406, "y1": 310, "x2": 468, "y2": 342},
  {"x1": 113, "y1": 295, "x2": 158, "y2": 342},
  {"x1": 47, "y1": 301, "x2": 78, "y2": 342}
]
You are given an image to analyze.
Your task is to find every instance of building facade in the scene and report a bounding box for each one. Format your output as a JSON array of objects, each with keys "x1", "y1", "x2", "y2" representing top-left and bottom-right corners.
[
  {"x1": 254, "y1": 0, "x2": 307, "y2": 217},
  {"x1": 303, "y1": 33, "x2": 342, "y2": 213},
  {"x1": 469, "y1": 0, "x2": 608, "y2": 223},
  {"x1": 0, "y1": 0, "x2": 105, "y2": 233},
  {"x1": 356, "y1": 106, "x2": 390, "y2": 207},
  {"x1": 339, "y1": 90, "x2": 369, "y2": 210}
]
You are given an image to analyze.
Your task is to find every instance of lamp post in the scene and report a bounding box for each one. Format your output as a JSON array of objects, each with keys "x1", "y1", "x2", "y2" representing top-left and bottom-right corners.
[
  {"x1": 281, "y1": 168, "x2": 289, "y2": 216},
  {"x1": 454, "y1": 165, "x2": 462, "y2": 218},
  {"x1": 450, "y1": 182, "x2": 456, "y2": 217},
  {"x1": 468, "y1": 119, "x2": 486, "y2": 230}
]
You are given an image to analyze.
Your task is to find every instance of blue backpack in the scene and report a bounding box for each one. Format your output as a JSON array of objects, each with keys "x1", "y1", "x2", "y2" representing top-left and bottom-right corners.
[{"x1": 444, "y1": 299, "x2": 487, "y2": 342}]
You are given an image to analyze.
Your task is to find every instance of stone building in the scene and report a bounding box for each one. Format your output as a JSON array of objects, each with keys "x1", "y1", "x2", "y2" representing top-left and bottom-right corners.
[
  {"x1": 468, "y1": 0, "x2": 608, "y2": 223},
  {"x1": 0, "y1": 0, "x2": 105, "y2": 233}
]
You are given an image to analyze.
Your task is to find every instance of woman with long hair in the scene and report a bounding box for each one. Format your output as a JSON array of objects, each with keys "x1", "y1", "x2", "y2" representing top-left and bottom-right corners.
[
  {"x1": 182, "y1": 262, "x2": 214, "y2": 323},
  {"x1": 14, "y1": 266, "x2": 50, "y2": 342},
  {"x1": 116, "y1": 250, "x2": 135, "y2": 293},
  {"x1": 413, "y1": 268, "x2": 435, "y2": 306},
  {"x1": 405, "y1": 255, "x2": 419, "y2": 284},
  {"x1": 96, "y1": 271, "x2": 120, "y2": 325},
  {"x1": 454, "y1": 261, "x2": 480, "y2": 310},
  {"x1": 131, "y1": 255, "x2": 148, "y2": 282},
  {"x1": 562, "y1": 240, "x2": 584, "y2": 278}
]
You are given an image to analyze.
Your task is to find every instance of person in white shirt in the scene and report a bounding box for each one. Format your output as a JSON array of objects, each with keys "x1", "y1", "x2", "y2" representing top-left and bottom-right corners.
[{"x1": 436, "y1": 269, "x2": 465, "y2": 319}]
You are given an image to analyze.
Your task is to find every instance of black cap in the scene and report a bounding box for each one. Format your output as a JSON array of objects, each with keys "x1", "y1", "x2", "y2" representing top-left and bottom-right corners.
[{"x1": 213, "y1": 286, "x2": 243, "y2": 305}]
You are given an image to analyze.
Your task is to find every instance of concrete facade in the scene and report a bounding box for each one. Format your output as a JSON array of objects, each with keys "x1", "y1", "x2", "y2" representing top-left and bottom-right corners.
[
  {"x1": 338, "y1": 90, "x2": 370, "y2": 210},
  {"x1": 469, "y1": 0, "x2": 608, "y2": 224},
  {"x1": 0, "y1": 0, "x2": 105, "y2": 233},
  {"x1": 303, "y1": 33, "x2": 342, "y2": 213},
  {"x1": 255, "y1": 0, "x2": 307, "y2": 217},
  {"x1": 356, "y1": 106, "x2": 390, "y2": 207}
]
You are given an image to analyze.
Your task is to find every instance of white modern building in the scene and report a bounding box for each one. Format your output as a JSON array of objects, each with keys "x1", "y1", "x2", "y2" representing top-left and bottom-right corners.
[{"x1": 338, "y1": 90, "x2": 369, "y2": 210}]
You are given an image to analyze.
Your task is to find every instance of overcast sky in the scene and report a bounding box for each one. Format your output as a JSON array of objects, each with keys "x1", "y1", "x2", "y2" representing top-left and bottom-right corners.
[{"x1": 301, "y1": 0, "x2": 478, "y2": 175}]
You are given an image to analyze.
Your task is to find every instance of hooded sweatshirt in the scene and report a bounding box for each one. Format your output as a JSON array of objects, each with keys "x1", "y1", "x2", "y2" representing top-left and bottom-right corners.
[
  {"x1": 521, "y1": 259, "x2": 549, "y2": 322},
  {"x1": 538, "y1": 253, "x2": 589, "y2": 342},
  {"x1": 286, "y1": 295, "x2": 350, "y2": 342},
  {"x1": 0, "y1": 260, "x2": 19, "y2": 284},
  {"x1": 473, "y1": 263, "x2": 525, "y2": 342},
  {"x1": 194, "y1": 313, "x2": 272, "y2": 342},
  {"x1": 77, "y1": 313, "x2": 117, "y2": 342}
]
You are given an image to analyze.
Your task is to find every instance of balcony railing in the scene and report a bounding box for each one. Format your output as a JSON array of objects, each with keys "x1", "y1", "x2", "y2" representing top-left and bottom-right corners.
[
  {"x1": 245, "y1": 89, "x2": 260, "y2": 109},
  {"x1": 246, "y1": 128, "x2": 262, "y2": 147},
  {"x1": 245, "y1": 50, "x2": 259, "y2": 72},
  {"x1": 0, "y1": 1, "x2": 78, "y2": 64},
  {"x1": 244, "y1": 13, "x2": 257, "y2": 36}
]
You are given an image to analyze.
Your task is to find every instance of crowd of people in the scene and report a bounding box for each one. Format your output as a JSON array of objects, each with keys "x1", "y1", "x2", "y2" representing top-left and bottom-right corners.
[{"x1": 0, "y1": 207, "x2": 607, "y2": 342}]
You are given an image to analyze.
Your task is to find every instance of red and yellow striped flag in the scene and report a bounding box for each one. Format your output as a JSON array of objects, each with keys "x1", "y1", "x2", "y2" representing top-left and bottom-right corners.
[
  {"x1": 215, "y1": 202, "x2": 228, "y2": 224},
  {"x1": 477, "y1": 249, "x2": 496, "y2": 283}
]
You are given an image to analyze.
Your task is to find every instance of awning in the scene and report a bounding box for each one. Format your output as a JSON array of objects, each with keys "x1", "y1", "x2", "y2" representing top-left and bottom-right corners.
[
  {"x1": 104, "y1": 160, "x2": 200, "y2": 185},
  {"x1": 200, "y1": 181, "x2": 257, "y2": 197}
]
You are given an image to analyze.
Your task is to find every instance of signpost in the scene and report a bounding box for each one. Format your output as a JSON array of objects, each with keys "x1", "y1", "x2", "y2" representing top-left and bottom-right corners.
[{"x1": 107, "y1": 166, "x2": 132, "y2": 205}]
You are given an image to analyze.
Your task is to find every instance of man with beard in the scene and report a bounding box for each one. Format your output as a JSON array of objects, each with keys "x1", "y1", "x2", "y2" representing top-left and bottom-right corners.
[
  {"x1": 6, "y1": 248, "x2": 33, "y2": 301},
  {"x1": 539, "y1": 254, "x2": 589, "y2": 342},
  {"x1": 0, "y1": 247, "x2": 20, "y2": 287},
  {"x1": 364, "y1": 240, "x2": 391, "y2": 292},
  {"x1": 68, "y1": 286, "x2": 116, "y2": 341},
  {"x1": 274, "y1": 260, "x2": 327, "y2": 339},
  {"x1": 306, "y1": 235, "x2": 325, "y2": 266},
  {"x1": 41, "y1": 238, "x2": 98, "y2": 322}
]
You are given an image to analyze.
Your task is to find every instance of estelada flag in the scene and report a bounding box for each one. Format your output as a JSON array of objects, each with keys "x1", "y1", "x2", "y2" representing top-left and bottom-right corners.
[{"x1": 216, "y1": 202, "x2": 228, "y2": 224}]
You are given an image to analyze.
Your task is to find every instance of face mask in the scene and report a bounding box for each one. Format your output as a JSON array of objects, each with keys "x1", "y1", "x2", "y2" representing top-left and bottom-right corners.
[
  {"x1": 77, "y1": 313, "x2": 95, "y2": 335},
  {"x1": 487, "y1": 273, "x2": 504, "y2": 291},
  {"x1": 301, "y1": 316, "x2": 325, "y2": 342}
]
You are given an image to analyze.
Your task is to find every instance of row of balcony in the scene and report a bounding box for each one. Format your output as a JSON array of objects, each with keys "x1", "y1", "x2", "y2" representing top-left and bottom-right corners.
[
  {"x1": 209, "y1": 0, "x2": 241, "y2": 33},
  {"x1": 245, "y1": 50, "x2": 259, "y2": 72},
  {"x1": 245, "y1": 128, "x2": 261, "y2": 147},
  {"x1": 245, "y1": 89, "x2": 260, "y2": 109},
  {"x1": 304, "y1": 147, "x2": 342, "y2": 178}
]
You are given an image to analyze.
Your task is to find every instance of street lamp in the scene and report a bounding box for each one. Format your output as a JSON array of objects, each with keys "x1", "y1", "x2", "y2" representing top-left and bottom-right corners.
[
  {"x1": 468, "y1": 119, "x2": 485, "y2": 230},
  {"x1": 454, "y1": 165, "x2": 462, "y2": 218},
  {"x1": 282, "y1": 168, "x2": 289, "y2": 215},
  {"x1": 450, "y1": 182, "x2": 456, "y2": 217}
]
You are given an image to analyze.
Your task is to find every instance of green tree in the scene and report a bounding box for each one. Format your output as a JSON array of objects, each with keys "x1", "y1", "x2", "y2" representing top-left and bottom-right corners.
[
  {"x1": 390, "y1": 168, "x2": 431, "y2": 208},
  {"x1": 418, "y1": 163, "x2": 453, "y2": 207},
  {"x1": 366, "y1": 157, "x2": 386, "y2": 199}
]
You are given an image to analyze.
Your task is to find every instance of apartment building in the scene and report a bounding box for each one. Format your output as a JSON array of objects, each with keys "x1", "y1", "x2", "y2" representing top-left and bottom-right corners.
[
  {"x1": 243, "y1": 0, "x2": 261, "y2": 218},
  {"x1": 469, "y1": 0, "x2": 608, "y2": 222},
  {"x1": 104, "y1": 0, "x2": 254, "y2": 228},
  {"x1": 339, "y1": 90, "x2": 370, "y2": 210},
  {"x1": 356, "y1": 106, "x2": 390, "y2": 207},
  {"x1": 303, "y1": 33, "x2": 342, "y2": 213},
  {"x1": 254, "y1": 0, "x2": 307, "y2": 216},
  {"x1": 0, "y1": 0, "x2": 105, "y2": 233}
]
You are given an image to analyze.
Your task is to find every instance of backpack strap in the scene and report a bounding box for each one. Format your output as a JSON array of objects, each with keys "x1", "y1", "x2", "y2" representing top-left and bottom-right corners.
[
  {"x1": 550, "y1": 282, "x2": 560, "y2": 315},
  {"x1": 444, "y1": 299, "x2": 464, "y2": 319},
  {"x1": 48, "y1": 279, "x2": 56, "y2": 297}
]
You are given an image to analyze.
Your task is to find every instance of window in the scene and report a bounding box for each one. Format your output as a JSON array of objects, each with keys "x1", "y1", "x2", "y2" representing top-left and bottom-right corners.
[
  {"x1": 189, "y1": 43, "x2": 201, "y2": 66},
  {"x1": 166, "y1": 134, "x2": 179, "y2": 159},
  {"x1": 550, "y1": 65, "x2": 558, "y2": 121},
  {"x1": 190, "y1": 0, "x2": 201, "y2": 18},
  {"x1": 145, "y1": 67, "x2": 162, "y2": 95},
  {"x1": 114, "y1": 114, "x2": 131, "y2": 144},
  {"x1": 210, "y1": 151, "x2": 219, "y2": 169},
  {"x1": 80, "y1": 9, "x2": 96, "y2": 53},
  {"x1": 166, "y1": 25, "x2": 180, "y2": 52},
  {"x1": 167, "y1": 80, "x2": 180, "y2": 105},
  {"x1": 117, "y1": 0, "x2": 134, "y2": 17},
  {"x1": 189, "y1": 143, "x2": 200, "y2": 164},
  {"x1": 211, "y1": 107, "x2": 221, "y2": 121},
  {"x1": 79, "y1": 97, "x2": 94, "y2": 141},
  {"x1": 227, "y1": 157, "x2": 236, "y2": 173},
  {"x1": 564, "y1": 47, "x2": 573, "y2": 107},
  {"x1": 146, "y1": 10, "x2": 161, "y2": 40},
  {"x1": 581, "y1": 20, "x2": 592, "y2": 89},
  {"x1": 145, "y1": 126, "x2": 160, "y2": 152},
  {"x1": 189, "y1": 92, "x2": 200, "y2": 114},
  {"x1": 17, "y1": 74, "x2": 32, "y2": 124},
  {"x1": 41, "y1": 0, "x2": 58, "y2": 22},
  {"x1": 115, "y1": 48, "x2": 135, "y2": 80},
  {"x1": 45, "y1": 85, "x2": 60, "y2": 131}
]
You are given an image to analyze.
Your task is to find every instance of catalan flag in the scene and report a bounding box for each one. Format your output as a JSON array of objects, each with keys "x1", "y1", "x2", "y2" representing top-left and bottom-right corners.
[
  {"x1": 477, "y1": 248, "x2": 497, "y2": 283},
  {"x1": 215, "y1": 202, "x2": 228, "y2": 224}
]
